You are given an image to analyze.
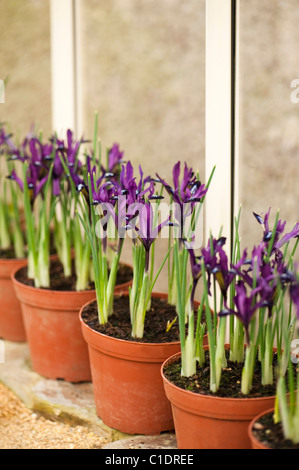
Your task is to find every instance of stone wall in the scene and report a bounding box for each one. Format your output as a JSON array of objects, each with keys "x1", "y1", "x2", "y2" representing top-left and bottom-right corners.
[
  {"x1": 0, "y1": 0, "x2": 52, "y2": 139},
  {"x1": 238, "y1": 0, "x2": 299, "y2": 252}
]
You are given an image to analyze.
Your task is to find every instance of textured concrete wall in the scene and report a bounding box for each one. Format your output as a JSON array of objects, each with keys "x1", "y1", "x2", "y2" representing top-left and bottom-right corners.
[
  {"x1": 78, "y1": 0, "x2": 206, "y2": 182},
  {"x1": 78, "y1": 0, "x2": 206, "y2": 293},
  {"x1": 238, "y1": 0, "x2": 299, "y2": 254},
  {"x1": 0, "y1": 0, "x2": 52, "y2": 140}
]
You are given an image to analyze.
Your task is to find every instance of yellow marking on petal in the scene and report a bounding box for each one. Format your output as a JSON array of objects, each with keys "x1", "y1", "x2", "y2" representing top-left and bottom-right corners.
[{"x1": 215, "y1": 271, "x2": 225, "y2": 291}]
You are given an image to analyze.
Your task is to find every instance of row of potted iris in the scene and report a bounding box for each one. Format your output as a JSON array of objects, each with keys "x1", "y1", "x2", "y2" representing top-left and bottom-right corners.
[{"x1": 0, "y1": 120, "x2": 299, "y2": 449}]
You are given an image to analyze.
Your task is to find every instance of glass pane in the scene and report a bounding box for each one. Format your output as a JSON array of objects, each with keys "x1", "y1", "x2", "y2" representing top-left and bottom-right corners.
[
  {"x1": 238, "y1": 1, "x2": 299, "y2": 256},
  {"x1": 78, "y1": 0, "x2": 205, "y2": 179},
  {"x1": 78, "y1": 0, "x2": 206, "y2": 291},
  {"x1": 0, "y1": 0, "x2": 52, "y2": 138}
]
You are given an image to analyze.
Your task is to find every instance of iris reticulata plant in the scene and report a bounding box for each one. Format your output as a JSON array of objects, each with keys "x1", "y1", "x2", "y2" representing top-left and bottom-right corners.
[
  {"x1": 75, "y1": 124, "x2": 128, "y2": 324},
  {"x1": 153, "y1": 162, "x2": 215, "y2": 376},
  {"x1": 77, "y1": 148, "x2": 174, "y2": 338},
  {"x1": 0, "y1": 124, "x2": 25, "y2": 258},
  {"x1": 7, "y1": 127, "x2": 97, "y2": 290},
  {"x1": 190, "y1": 207, "x2": 299, "y2": 395},
  {"x1": 273, "y1": 274, "x2": 299, "y2": 445}
]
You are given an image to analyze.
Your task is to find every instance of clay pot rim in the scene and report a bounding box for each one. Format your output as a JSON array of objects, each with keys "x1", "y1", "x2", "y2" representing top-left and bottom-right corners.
[
  {"x1": 11, "y1": 264, "x2": 96, "y2": 297},
  {"x1": 79, "y1": 293, "x2": 183, "y2": 349},
  {"x1": 0, "y1": 257, "x2": 28, "y2": 280},
  {"x1": 248, "y1": 407, "x2": 275, "y2": 449},
  {"x1": 10, "y1": 261, "x2": 132, "y2": 297},
  {"x1": 161, "y1": 351, "x2": 277, "y2": 404},
  {"x1": 0, "y1": 257, "x2": 27, "y2": 264}
]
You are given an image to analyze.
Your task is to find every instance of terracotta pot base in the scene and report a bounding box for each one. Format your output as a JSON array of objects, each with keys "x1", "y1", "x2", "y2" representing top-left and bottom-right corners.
[
  {"x1": 161, "y1": 352, "x2": 277, "y2": 449},
  {"x1": 80, "y1": 293, "x2": 185, "y2": 435}
]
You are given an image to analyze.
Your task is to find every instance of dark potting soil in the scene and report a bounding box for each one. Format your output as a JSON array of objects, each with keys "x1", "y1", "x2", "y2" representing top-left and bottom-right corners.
[
  {"x1": 15, "y1": 259, "x2": 133, "y2": 292},
  {"x1": 81, "y1": 295, "x2": 205, "y2": 344},
  {"x1": 0, "y1": 233, "x2": 56, "y2": 260},
  {"x1": 251, "y1": 410, "x2": 299, "y2": 449},
  {"x1": 0, "y1": 247, "x2": 25, "y2": 260},
  {"x1": 163, "y1": 350, "x2": 285, "y2": 399}
]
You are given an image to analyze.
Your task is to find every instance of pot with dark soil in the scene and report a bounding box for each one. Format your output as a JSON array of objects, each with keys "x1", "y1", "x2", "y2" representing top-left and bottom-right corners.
[
  {"x1": 12, "y1": 258, "x2": 132, "y2": 383},
  {"x1": 248, "y1": 347, "x2": 299, "y2": 450},
  {"x1": 161, "y1": 347, "x2": 280, "y2": 449},
  {"x1": 248, "y1": 407, "x2": 299, "y2": 450},
  {"x1": 80, "y1": 292, "x2": 204, "y2": 435}
]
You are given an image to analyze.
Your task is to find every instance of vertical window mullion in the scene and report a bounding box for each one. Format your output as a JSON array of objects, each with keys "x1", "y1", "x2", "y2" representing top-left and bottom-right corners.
[
  {"x1": 233, "y1": 0, "x2": 240, "y2": 233},
  {"x1": 50, "y1": 0, "x2": 77, "y2": 137},
  {"x1": 205, "y1": 0, "x2": 236, "y2": 254}
]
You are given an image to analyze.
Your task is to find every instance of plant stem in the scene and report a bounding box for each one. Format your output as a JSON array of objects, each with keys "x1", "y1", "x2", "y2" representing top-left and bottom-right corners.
[
  {"x1": 230, "y1": 318, "x2": 244, "y2": 362},
  {"x1": 202, "y1": 262, "x2": 217, "y2": 392},
  {"x1": 0, "y1": 195, "x2": 11, "y2": 250},
  {"x1": 261, "y1": 319, "x2": 274, "y2": 386},
  {"x1": 215, "y1": 315, "x2": 226, "y2": 390},
  {"x1": 76, "y1": 241, "x2": 91, "y2": 291},
  {"x1": 181, "y1": 308, "x2": 196, "y2": 377},
  {"x1": 241, "y1": 342, "x2": 257, "y2": 395},
  {"x1": 131, "y1": 269, "x2": 150, "y2": 339}
]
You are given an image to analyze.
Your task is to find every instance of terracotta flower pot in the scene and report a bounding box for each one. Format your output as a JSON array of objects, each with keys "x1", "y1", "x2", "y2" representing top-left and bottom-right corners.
[
  {"x1": 161, "y1": 351, "x2": 277, "y2": 449},
  {"x1": 0, "y1": 257, "x2": 27, "y2": 342},
  {"x1": 248, "y1": 408, "x2": 274, "y2": 449},
  {"x1": 79, "y1": 292, "x2": 201, "y2": 435},
  {"x1": 11, "y1": 263, "x2": 133, "y2": 383}
]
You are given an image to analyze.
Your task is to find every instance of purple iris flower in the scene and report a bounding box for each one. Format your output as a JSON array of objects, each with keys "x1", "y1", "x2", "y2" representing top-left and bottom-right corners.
[
  {"x1": 50, "y1": 129, "x2": 86, "y2": 196},
  {"x1": 254, "y1": 208, "x2": 299, "y2": 261},
  {"x1": 52, "y1": 153, "x2": 64, "y2": 196},
  {"x1": 234, "y1": 243, "x2": 265, "y2": 288},
  {"x1": 115, "y1": 161, "x2": 170, "y2": 270},
  {"x1": 8, "y1": 164, "x2": 49, "y2": 207},
  {"x1": 6, "y1": 135, "x2": 53, "y2": 206},
  {"x1": 232, "y1": 242, "x2": 294, "y2": 318},
  {"x1": 157, "y1": 160, "x2": 207, "y2": 206},
  {"x1": 133, "y1": 198, "x2": 171, "y2": 271},
  {"x1": 65, "y1": 129, "x2": 87, "y2": 171},
  {"x1": 0, "y1": 123, "x2": 32, "y2": 160},
  {"x1": 6, "y1": 169, "x2": 24, "y2": 192},
  {"x1": 156, "y1": 161, "x2": 207, "y2": 243},
  {"x1": 201, "y1": 236, "x2": 237, "y2": 299},
  {"x1": 106, "y1": 143, "x2": 124, "y2": 176},
  {"x1": 0, "y1": 125, "x2": 14, "y2": 152},
  {"x1": 188, "y1": 247, "x2": 202, "y2": 281},
  {"x1": 219, "y1": 280, "x2": 264, "y2": 345},
  {"x1": 28, "y1": 138, "x2": 53, "y2": 184},
  {"x1": 118, "y1": 161, "x2": 138, "y2": 205},
  {"x1": 6, "y1": 131, "x2": 35, "y2": 163},
  {"x1": 73, "y1": 156, "x2": 115, "y2": 238}
]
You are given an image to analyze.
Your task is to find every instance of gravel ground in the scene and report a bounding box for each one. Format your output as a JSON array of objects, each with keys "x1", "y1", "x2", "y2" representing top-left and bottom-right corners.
[{"x1": 0, "y1": 382, "x2": 108, "y2": 449}]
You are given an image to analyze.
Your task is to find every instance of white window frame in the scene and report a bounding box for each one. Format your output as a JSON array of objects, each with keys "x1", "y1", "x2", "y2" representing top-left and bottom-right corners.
[
  {"x1": 50, "y1": 0, "x2": 78, "y2": 137},
  {"x1": 50, "y1": 0, "x2": 239, "y2": 243},
  {"x1": 205, "y1": 0, "x2": 238, "y2": 252}
]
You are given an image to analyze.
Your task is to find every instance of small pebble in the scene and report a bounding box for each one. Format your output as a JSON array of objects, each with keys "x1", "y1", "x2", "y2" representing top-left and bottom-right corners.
[{"x1": 253, "y1": 422, "x2": 264, "y2": 430}]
